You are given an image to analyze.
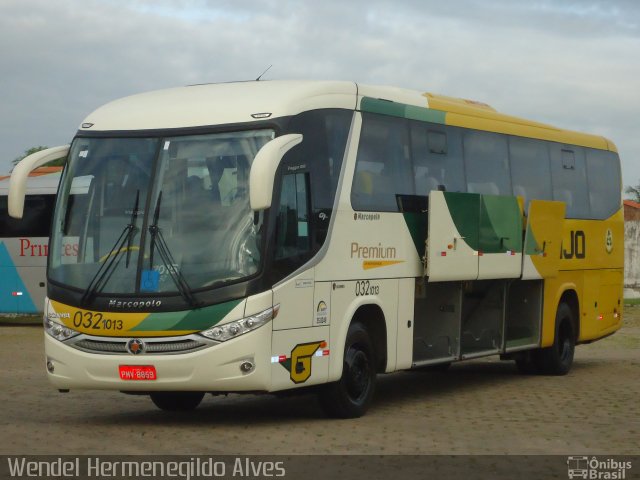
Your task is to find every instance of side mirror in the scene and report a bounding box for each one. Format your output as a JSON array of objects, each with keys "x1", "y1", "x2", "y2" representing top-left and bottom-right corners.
[
  {"x1": 249, "y1": 134, "x2": 302, "y2": 211},
  {"x1": 9, "y1": 145, "x2": 69, "y2": 219}
]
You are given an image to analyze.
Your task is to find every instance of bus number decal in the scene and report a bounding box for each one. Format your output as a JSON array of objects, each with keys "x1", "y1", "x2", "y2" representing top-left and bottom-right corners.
[
  {"x1": 72, "y1": 311, "x2": 124, "y2": 331},
  {"x1": 355, "y1": 280, "x2": 380, "y2": 296},
  {"x1": 561, "y1": 230, "x2": 586, "y2": 259}
]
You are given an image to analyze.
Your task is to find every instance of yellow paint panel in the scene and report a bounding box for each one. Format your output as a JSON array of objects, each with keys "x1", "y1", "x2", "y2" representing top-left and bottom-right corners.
[
  {"x1": 606, "y1": 139, "x2": 619, "y2": 153},
  {"x1": 540, "y1": 269, "x2": 622, "y2": 347},
  {"x1": 422, "y1": 92, "x2": 612, "y2": 151},
  {"x1": 445, "y1": 112, "x2": 610, "y2": 150},
  {"x1": 525, "y1": 200, "x2": 565, "y2": 279},
  {"x1": 580, "y1": 270, "x2": 623, "y2": 341},
  {"x1": 424, "y1": 93, "x2": 498, "y2": 114},
  {"x1": 558, "y1": 210, "x2": 624, "y2": 271}
]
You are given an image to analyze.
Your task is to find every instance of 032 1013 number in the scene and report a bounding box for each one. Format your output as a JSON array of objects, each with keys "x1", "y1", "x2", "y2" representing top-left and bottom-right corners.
[
  {"x1": 355, "y1": 280, "x2": 380, "y2": 296},
  {"x1": 73, "y1": 311, "x2": 123, "y2": 331}
]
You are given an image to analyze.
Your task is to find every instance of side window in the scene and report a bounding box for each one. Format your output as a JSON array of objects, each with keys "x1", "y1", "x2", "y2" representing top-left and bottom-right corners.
[
  {"x1": 352, "y1": 113, "x2": 413, "y2": 211},
  {"x1": 410, "y1": 122, "x2": 465, "y2": 195},
  {"x1": 550, "y1": 144, "x2": 590, "y2": 218},
  {"x1": 275, "y1": 173, "x2": 311, "y2": 260},
  {"x1": 586, "y1": 149, "x2": 621, "y2": 219},
  {"x1": 284, "y1": 109, "x2": 352, "y2": 247},
  {"x1": 464, "y1": 131, "x2": 511, "y2": 195},
  {"x1": 509, "y1": 137, "x2": 552, "y2": 211},
  {"x1": 0, "y1": 194, "x2": 55, "y2": 238}
]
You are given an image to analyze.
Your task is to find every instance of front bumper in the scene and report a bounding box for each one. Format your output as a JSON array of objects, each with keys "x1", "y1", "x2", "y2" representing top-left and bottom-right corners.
[{"x1": 44, "y1": 324, "x2": 273, "y2": 392}]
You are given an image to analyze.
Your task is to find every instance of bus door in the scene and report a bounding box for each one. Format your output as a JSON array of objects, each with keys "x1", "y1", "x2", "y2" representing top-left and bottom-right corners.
[{"x1": 270, "y1": 171, "x2": 330, "y2": 390}]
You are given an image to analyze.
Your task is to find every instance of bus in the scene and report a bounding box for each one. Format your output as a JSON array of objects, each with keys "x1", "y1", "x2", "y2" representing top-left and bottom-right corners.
[
  {"x1": 8, "y1": 81, "x2": 623, "y2": 417},
  {"x1": 0, "y1": 167, "x2": 61, "y2": 313}
]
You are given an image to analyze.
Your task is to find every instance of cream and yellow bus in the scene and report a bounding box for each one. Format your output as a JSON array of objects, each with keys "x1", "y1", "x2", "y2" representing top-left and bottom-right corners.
[{"x1": 9, "y1": 81, "x2": 623, "y2": 417}]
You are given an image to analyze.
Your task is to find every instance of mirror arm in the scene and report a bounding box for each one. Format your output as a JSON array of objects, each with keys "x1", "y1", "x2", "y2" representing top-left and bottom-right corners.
[
  {"x1": 249, "y1": 134, "x2": 302, "y2": 211},
  {"x1": 8, "y1": 145, "x2": 70, "y2": 218}
]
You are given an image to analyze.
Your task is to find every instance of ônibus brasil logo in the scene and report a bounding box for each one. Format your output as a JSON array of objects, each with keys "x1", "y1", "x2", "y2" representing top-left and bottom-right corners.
[{"x1": 567, "y1": 456, "x2": 632, "y2": 479}]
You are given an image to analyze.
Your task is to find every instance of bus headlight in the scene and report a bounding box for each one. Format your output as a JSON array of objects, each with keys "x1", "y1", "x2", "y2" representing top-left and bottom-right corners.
[
  {"x1": 200, "y1": 305, "x2": 279, "y2": 342},
  {"x1": 44, "y1": 317, "x2": 80, "y2": 341}
]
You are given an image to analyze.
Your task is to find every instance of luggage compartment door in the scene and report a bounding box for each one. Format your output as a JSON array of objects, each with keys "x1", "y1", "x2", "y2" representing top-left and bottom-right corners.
[{"x1": 521, "y1": 200, "x2": 565, "y2": 280}]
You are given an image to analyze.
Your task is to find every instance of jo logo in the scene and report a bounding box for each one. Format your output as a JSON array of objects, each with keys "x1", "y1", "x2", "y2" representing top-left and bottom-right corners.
[{"x1": 561, "y1": 230, "x2": 586, "y2": 259}]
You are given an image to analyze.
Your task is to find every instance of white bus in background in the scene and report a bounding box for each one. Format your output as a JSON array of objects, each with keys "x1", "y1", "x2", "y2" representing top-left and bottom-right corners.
[{"x1": 0, "y1": 168, "x2": 60, "y2": 313}]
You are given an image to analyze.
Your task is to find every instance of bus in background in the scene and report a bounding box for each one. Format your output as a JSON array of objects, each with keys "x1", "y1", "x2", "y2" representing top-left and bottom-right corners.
[
  {"x1": 9, "y1": 81, "x2": 623, "y2": 417},
  {"x1": 0, "y1": 167, "x2": 61, "y2": 313}
]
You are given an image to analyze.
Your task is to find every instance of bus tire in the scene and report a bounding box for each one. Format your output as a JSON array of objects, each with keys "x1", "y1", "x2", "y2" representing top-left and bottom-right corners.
[
  {"x1": 150, "y1": 391, "x2": 205, "y2": 411},
  {"x1": 318, "y1": 322, "x2": 376, "y2": 418},
  {"x1": 533, "y1": 302, "x2": 576, "y2": 375}
]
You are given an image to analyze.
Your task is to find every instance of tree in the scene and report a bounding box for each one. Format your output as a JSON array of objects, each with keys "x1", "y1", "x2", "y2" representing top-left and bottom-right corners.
[
  {"x1": 12, "y1": 146, "x2": 65, "y2": 168},
  {"x1": 626, "y1": 183, "x2": 640, "y2": 203}
]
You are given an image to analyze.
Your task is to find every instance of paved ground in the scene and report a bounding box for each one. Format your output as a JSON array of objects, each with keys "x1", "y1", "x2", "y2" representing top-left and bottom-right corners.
[{"x1": 0, "y1": 308, "x2": 638, "y2": 456}]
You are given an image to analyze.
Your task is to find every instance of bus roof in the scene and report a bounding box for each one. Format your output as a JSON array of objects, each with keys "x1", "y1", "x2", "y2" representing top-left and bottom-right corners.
[
  {"x1": 80, "y1": 81, "x2": 358, "y2": 133},
  {"x1": 78, "y1": 80, "x2": 615, "y2": 152}
]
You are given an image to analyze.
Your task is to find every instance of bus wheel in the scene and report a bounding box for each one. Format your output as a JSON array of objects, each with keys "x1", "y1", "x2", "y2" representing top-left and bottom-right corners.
[
  {"x1": 150, "y1": 392, "x2": 205, "y2": 411},
  {"x1": 319, "y1": 322, "x2": 376, "y2": 418},
  {"x1": 533, "y1": 303, "x2": 576, "y2": 375}
]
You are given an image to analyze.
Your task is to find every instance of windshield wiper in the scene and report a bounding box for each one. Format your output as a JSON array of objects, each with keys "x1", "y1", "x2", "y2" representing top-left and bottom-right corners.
[
  {"x1": 81, "y1": 190, "x2": 140, "y2": 305},
  {"x1": 148, "y1": 191, "x2": 198, "y2": 307}
]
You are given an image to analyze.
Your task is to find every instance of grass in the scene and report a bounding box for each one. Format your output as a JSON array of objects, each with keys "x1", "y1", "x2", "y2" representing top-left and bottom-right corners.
[{"x1": 624, "y1": 298, "x2": 640, "y2": 306}]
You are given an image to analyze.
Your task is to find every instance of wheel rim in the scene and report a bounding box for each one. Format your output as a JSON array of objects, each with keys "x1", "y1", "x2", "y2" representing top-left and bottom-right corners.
[{"x1": 344, "y1": 347, "x2": 371, "y2": 402}]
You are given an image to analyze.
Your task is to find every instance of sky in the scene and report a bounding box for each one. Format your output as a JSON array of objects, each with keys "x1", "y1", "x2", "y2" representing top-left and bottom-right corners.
[{"x1": 1, "y1": 0, "x2": 639, "y2": 187}]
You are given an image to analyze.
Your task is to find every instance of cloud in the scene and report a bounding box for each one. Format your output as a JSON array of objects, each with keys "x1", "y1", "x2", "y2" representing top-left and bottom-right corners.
[{"x1": 0, "y1": 0, "x2": 638, "y2": 183}]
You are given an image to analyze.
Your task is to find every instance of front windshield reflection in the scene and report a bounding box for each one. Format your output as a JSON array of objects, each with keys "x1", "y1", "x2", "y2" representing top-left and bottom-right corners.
[
  {"x1": 49, "y1": 138, "x2": 156, "y2": 294},
  {"x1": 145, "y1": 131, "x2": 273, "y2": 293},
  {"x1": 49, "y1": 130, "x2": 274, "y2": 297}
]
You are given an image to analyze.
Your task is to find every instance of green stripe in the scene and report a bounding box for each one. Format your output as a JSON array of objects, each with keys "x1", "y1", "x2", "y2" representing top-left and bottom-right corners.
[
  {"x1": 479, "y1": 195, "x2": 523, "y2": 253},
  {"x1": 131, "y1": 299, "x2": 242, "y2": 332},
  {"x1": 361, "y1": 97, "x2": 446, "y2": 124},
  {"x1": 524, "y1": 225, "x2": 540, "y2": 256},
  {"x1": 443, "y1": 193, "x2": 523, "y2": 254},
  {"x1": 443, "y1": 192, "x2": 481, "y2": 251},
  {"x1": 403, "y1": 212, "x2": 428, "y2": 258}
]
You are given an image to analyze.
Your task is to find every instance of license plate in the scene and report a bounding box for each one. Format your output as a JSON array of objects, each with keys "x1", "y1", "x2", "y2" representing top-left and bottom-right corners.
[{"x1": 119, "y1": 365, "x2": 157, "y2": 381}]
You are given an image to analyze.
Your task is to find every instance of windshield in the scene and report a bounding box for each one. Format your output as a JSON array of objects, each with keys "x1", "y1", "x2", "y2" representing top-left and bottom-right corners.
[{"x1": 49, "y1": 130, "x2": 274, "y2": 297}]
